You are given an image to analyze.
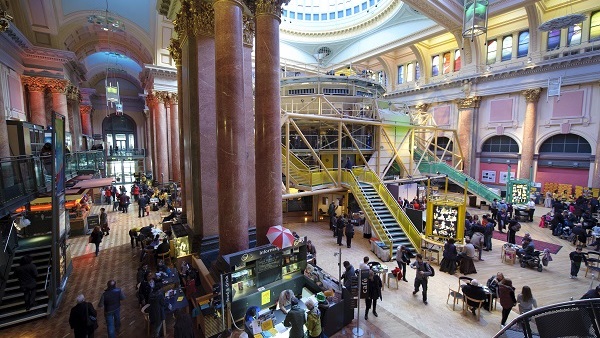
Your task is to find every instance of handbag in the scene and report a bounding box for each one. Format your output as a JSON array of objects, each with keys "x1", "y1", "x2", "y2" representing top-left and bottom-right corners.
[
  {"x1": 86, "y1": 302, "x2": 98, "y2": 329},
  {"x1": 88, "y1": 235, "x2": 93, "y2": 244}
]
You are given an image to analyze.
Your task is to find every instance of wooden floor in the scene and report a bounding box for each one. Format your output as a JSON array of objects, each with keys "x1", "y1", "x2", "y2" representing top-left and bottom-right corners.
[{"x1": 2, "y1": 203, "x2": 596, "y2": 338}]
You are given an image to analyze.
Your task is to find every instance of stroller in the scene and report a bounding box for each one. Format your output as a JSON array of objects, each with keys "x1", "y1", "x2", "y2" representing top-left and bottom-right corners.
[{"x1": 519, "y1": 250, "x2": 544, "y2": 272}]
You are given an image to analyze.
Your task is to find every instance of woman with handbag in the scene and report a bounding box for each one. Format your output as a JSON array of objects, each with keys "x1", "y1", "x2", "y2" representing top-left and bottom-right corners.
[{"x1": 69, "y1": 294, "x2": 98, "y2": 338}]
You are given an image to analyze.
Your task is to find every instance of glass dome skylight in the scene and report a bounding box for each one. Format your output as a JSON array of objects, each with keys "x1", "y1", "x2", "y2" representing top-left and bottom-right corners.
[{"x1": 281, "y1": 0, "x2": 395, "y2": 31}]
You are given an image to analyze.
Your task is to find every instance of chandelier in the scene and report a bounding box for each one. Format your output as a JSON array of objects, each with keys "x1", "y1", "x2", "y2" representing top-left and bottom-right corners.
[
  {"x1": 87, "y1": 0, "x2": 125, "y2": 33},
  {"x1": 539, "y1": 14, "x2": 586, "y2": 31},
  {"x1": 462, "y1": 0, "x2": 489, "y2": 40}
]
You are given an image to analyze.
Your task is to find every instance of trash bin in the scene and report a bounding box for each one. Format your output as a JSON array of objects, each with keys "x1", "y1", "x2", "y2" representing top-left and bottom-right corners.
[{"x1": 468, "y1": 195, "x2": 477, "y2": 207}]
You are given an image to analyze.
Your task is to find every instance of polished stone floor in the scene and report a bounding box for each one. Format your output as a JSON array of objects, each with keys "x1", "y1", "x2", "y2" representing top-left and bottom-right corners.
[{"x1": 1, "y1": 201, "x2": 595, "y2": 338}]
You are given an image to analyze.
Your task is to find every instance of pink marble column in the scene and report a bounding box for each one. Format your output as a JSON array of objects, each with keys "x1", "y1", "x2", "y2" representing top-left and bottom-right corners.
[
  {"x1": 169, "y1": 95, "x2": 181, "y2": 184},
  {"x1": 170, "y1": 38, "x2": 186, "y2": 215},
  {"x1": 22, "y1": 76, "x2": 47, "y2": 127},
  {"x1": 80, "y1": 105, "x2": 93, "y2": 136},
  {"x1": 48, "y1": 79, "x2": 70, "y2": 133},
  {"x1": 0, "y1": 111, "x2": 9, "y2": 158},
  {"x1": 153, "y1": 92, "x2": 169, "y2": 184},
  {"x1": 144, "y1": 109, "x2": 153, "y2": 172},
  {"x1": 146, "y1": 94, "x2": 158, "y2": 176},
  {"x1": 520, "y1": 88, "x2": 541, "y2": 179},
  {"x1": 165, "y1": 99, "x2": 172, "y2": 180},
  {"x1": 456, "y1": 97, "x2": 480, "y2": 176},
  {"x1": 214, "y1": 0, "x2": 248, "y2": 254},
  {"x1": 243, "y1": 31, "x2": 256, "y2": 233},
  {"x1": 254, "y1": 2, "x2": 284, "y2": 245},
  {"x1": 592, "y1": 138, "x2": 600, "y2": 188}
]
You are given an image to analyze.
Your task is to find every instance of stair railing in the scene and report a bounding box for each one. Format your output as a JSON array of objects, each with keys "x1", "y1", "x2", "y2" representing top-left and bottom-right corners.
[
  {"x1": 351, "y1": 167, "x2": 422, "y2": 252},
  {"x1": 43, "y1": 257, "x2": 51, "y2": 292},
  {"x1": 341, "y1": 170, "x2": 394, "y2": 257}
]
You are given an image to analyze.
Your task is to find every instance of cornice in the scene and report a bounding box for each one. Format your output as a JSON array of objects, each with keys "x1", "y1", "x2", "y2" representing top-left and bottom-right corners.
[
  {"x1": 3, "y1": 24, "x2": 77, "y2": 64},
  {"x1": 143, "y1": 64, "x2": 178, "y2": 79},
  {"x1": 456, "y1": 96, "x2": 481, "y2": 109}
]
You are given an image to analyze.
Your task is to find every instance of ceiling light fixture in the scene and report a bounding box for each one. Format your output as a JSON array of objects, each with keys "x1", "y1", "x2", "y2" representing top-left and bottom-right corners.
[
  {"x1": 539, "y1": 14, "x2": 586, "y2": 31},
  {"x1": 462, "y1": 0, "x2": 489, "y2": 40},
  {"x1": 87, "y1": 0, "x2": 125, "y2": 33}
]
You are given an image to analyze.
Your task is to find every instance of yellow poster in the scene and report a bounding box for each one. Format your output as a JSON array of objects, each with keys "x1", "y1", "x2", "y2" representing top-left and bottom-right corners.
[{"x1": 261, "y1": 290, "x2": 270, "y2": 305}]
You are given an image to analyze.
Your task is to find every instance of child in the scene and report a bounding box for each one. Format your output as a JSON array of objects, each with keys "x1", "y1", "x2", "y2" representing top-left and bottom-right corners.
[{"x1": 569, "y1": 246, "x2": 588, "y2": 279}]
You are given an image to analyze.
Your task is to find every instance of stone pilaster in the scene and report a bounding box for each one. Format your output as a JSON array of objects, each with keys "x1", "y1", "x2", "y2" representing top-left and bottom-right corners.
[
  {"x1": 520, "y1": 88, "x2": 542, "y2": 179},
  {"x1": 22, "y1": 76, "x2": 48, "y2": 127},
  {"x1": 169, "y1": 37, "x2": 186, "y2": 213},
  {"x1": 456, "y1": 96, "x2": 481, "y2": 176},
  {"x1": 47, "y1": 79, "x2": 70, "y2": 134},
  {"x1": 80, "y1": 105, "x2": 93, "y2": 136}
]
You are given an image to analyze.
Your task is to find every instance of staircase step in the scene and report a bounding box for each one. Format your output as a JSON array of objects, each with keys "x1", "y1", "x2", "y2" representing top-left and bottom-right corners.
[
  {"x1": 0, "y1": 295, "x2": 49, "y2": 313},
  {"x1": 0, "y1": 306, "x2": 48, "y2": 328}
]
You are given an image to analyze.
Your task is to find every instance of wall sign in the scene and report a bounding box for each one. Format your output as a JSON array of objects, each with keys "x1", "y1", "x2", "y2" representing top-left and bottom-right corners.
[{"x1": 481, "y1": 170, "x2": 496, "y2": 183}]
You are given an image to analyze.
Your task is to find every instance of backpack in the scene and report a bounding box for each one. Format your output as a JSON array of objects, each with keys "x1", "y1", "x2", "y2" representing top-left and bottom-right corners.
[{"x1": 426, "y1": 263, "x2": 435, "y2": 277}]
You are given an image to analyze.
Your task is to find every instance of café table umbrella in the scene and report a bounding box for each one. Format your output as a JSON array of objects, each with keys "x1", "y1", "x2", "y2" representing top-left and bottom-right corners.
[{"x1": 266, "y1": 225, "x2": 296, "y2": 249}]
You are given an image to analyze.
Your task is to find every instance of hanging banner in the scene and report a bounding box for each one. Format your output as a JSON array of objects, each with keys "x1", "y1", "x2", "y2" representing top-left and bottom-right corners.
[{"x1": 548, "y1": 77, "x2": 561, "y2": 99}]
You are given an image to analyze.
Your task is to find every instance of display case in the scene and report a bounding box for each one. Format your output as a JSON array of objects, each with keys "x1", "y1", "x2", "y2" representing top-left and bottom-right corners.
[
  {"x1": 170, "y1": 223, "x2": 191, "y2": 258},
  {"x1": 506, "y1": 179, "x2": 531, "y2": 204},
  {"x1": 426, "y1": 198, "x2": 466, "y2": 242}
]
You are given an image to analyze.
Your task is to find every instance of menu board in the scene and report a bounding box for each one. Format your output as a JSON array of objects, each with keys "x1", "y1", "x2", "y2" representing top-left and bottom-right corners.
[
  {"x1": 256, "y1": 252, "x2": 282, "y2": 273},
  {"x1": 431, "y1": 205, "x2": 459, "y2": 239},
  {"x1": 87, "y1": 214, "x2": 99, "y2": 232}
]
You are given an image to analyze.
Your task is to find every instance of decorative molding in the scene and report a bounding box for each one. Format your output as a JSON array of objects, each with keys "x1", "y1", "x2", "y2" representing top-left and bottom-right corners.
[
  {"x1": 47, "y1": 79, "x2": 70, "y2": 94},
  {"x1": 146, "y1": 93, "x2": 158, "y2": 106},
  {"x1": 168, "y1": 94, "x2": 178, "y2": 104},
  {"x1": 255, "y1": 0, "x2": 289, "y2": 17},
  {"x1": 242, "y1": 14, "x2": 255, "y2": 47},
  {"x1": 0, "y1": 9, "x2": 13, "y2": 32},
  {"x1": 414, "y1": 103, "x2": 430, "y2": 112},
  {"x1": 168, "y1": 38, "x2": 181, "y2": 66},
  {"x1": 456, "y1": 96, "x2": 481, "y2": 109},
  {"x1": 67, "y1": 85, "x2": 80, "y2": 101},
  {"x1": 191, "y1": 1, "x2": 215, "y2": 38},
  {"x1": 21, "y1": 76, "x2": 47, "y2": 92},
  {"x1": 522, "y1": 88, "x2": 542, "y2": 103},
  {"x1": 153, "y1": 90, "x2": 170, "y2": 103}
]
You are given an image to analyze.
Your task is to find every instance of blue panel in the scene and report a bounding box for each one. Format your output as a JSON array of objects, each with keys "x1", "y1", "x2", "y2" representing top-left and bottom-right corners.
[
  {"x1": 370, "y1": 0, "x2": 375, "y2": 5},
  {"x1": 314, "y1": 14, "x2": 319, "y2": 21},
  {"x1": 354, "y1": 6, "x2": 359, "y2": 14},
  {"x1": 338, "y1": 10, "x2": 343, "y2": 18},
  {"x1": 362, "y1": 2, "x2": 367, "y2": 10},
  {"x1": 346, "y1": 8, "x2": 351, "y2": 16},
  {"x1": 290, "y1": 11, "x2": 295, "y2": 19},
  {"x1": 282, "y1": 10, "x2": 287, "y2": 17},
  {"x1": 330, "y1": 12, "x2": 335, "y2": 19},
  {"x1": 298, "y1": 13, "x2": 303, "y2": 20},
  {"x1": 322, "y1": 13, "x2": 327, "y2": 20}
]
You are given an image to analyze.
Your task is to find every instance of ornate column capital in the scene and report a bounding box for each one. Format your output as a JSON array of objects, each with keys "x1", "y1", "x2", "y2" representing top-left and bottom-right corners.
[
  {"x1": 255, "y1": 0, "x2": 289, "y2": 17},
  {"x1": 22, "y1": 76, "x2": 47, "y2": 92},
  {"x1": 168, "y1": 38, "x2": 182, "y2": 66},
  {"x1": 0, "y1": 9, "x2": 13, "y2": 32},
  {"x1": 153, "y1": 91, "x2": 170, "y2": 103},
  {"x1": 242, "y1": 14, "x2": 255, "y2": 47},
  {"x1": 522, "y1": 88, "x2": 542, "y2": 103},
  {"x1": 80, "y1": 105, "x2": 92, "y2": 114},
  {"x1": 168, "y1": 93, "x2": 178, "y2": 105},
  {"x1": 67, "y1": 85, "x2": 80, "y2": 101},
  {"x1": 456, "y1": 96, "x2": 481, "y2": 109},
  {"x1": 146, "y1": 93, "x2": 158, "y2": 106},
  {"x1": 414, "y1": 103, "x2": 430, "y2": 112},
  {"x1": 175, "y1": 1, "x2": 215, "y2": 39},
  {"x1": 47, "y1": 79, "x2": 70, "y2": 94}
]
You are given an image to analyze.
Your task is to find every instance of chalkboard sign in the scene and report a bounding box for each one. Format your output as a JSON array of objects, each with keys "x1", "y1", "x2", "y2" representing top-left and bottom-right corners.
[
  {"x1": 87, "y1": 214, "x2": 99, "y2": 232},
  {"x1": 256, "y1": 252, "x2": 282, "y2": 273}
]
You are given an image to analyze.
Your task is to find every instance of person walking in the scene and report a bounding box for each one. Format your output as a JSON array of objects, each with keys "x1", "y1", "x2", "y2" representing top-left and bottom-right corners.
[
  {"x1": 395, "y1": 245, "x2": 411, "y2": 282},
  {"x1": 345, "y1": 215, "x2": 354, "y2": 248},
  {"x1": 336, "y1": 215, "x2": 344, "y2": 246},
  {"x1": 90, "y1": 226, "x2": 104, "y2": 257},
  {"x1": 305, "y1": 298, "x2": 323, "y2": 338},
  {"x1": 99, "y1": 208, "x2": 109, "y2": 236},
  {"x1": 498, "y1": 278, "x2": 516, "y2": 328},
  {"x1": 569, "y1": 246, "x2": 588, "y2": 279},
  {"x1": 69, "y1": 294, "x2": 98, "y2": 338},
  {"x1": 411, "y1": 254, "x2": 433, "y2": 304},
  {"x1": 364, "y1": 270, "x2": 383, "y2": 320},
  {"x1": 283, "y1": 297, "x2": 306, "y2": 338},
  {"x1": 139, "y1": 194, "x2": 148, "y2": 218},
  {"x1": 526, "y1": 198, "x2": 536, "y2": 222},
  {"x1": 97, "y1": 280, "x2": 125, "y2": 338},
  {"x1": 14, "y1": 254, "x2": 38, "y2": 311}
]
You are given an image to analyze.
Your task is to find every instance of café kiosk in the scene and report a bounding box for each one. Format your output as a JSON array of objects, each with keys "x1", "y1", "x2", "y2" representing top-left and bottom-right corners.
[{"x1": 217, "y1": 237, "x2": 352, "y2": 337}]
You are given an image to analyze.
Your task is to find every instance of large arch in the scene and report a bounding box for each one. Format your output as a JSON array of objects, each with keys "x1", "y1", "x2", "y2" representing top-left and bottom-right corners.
[
  {"x1": 478, "y1": 134, "x2": 520, "y2": 186},
  {"x1": 536, "y1": 133, "x2": 593, "y2": 189},
  {"x1": 102, "y1": 113, "x2": 138, "y2": 151}
]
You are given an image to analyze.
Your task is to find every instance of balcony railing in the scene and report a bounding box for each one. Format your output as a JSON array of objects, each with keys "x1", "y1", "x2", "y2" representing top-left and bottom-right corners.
[{"x1": 0, "y1": 155, "x2": 45, "y2": 218}]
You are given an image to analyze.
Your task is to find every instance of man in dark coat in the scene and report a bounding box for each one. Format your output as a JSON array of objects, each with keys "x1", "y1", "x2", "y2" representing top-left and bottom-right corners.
[
  {"x1": 69, "y1": 294, "x2": 98, "y2": 338},
  {"x1": 97, "y1": 280, "x2": 125, "y2": 338},
  {"x1": 139, "y1": 194, "x2": 148, "y2": 218},
  {"x1": 14, "y1": 254, "x2": 38, "y2": 311},
  {"x1": 364, "y1": 270, "x2": 383, "y2": 320},
  {"x1": 461, "y1": 279, "x2": 488, "y2": 315},
  {"x1": 149, "y1": 288, "x2": 168, "y2": 337},
  {"x1": 336, "y1": 215, "x2": 345, "y2": 246},
  {"x1": 283, "y1": 297, "x2": 306, "y2": 338},
  {"x1": 345, "y1": 214, "x2": 354, "y2": 248}
]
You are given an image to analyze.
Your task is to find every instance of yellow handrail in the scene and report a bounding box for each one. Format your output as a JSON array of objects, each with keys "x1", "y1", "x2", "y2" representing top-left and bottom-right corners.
[
  {"x1": 341, "y1": 170, "x2": 393, "y2": 255},
  {"x1": 351, "y1": 167, "x2": 422, "y2": 252}
]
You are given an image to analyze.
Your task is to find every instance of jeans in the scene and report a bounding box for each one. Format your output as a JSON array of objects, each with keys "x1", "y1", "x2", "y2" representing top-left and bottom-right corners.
[
  {"x1": 414, "y1": 278, "x2": 428, "y2": 301},
  {"x1": 104, "y1": 308, "x2": 121, "y2": 338},
  {"x1": 484, "y1": 235, "x2": 492, "y2": 250},
  {"x1": 571, "y1": 261, "x2": 581, "y2": 277},
  {"x1": 94, "y1": 243, "x2": 100, "y2": 256},
  {"x1": 501, "y1": 307, "x2": 511, "y2": 325},
  {"x1": 22, "y1": 286, "x2": 36, "y2": 309}
]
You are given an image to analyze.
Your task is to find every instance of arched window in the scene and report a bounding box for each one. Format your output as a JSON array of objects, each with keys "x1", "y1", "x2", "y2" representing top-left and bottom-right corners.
[
  {"x1": 501, "y1": 36, "x2": 512, "y2": 61},
  {"x1": 547, "y1": 29, "x2": 561, "y2": 50},
  {"x1": 517, "y1": 31, "x2": 529, "y2": 58},
  {"x1": 454, "y1": 49, "x2": 461, "y2": 72},
  {"x1": 590, "y1": 11, "x2": 600, "y2": 42},
  {"x1": 397, "y1": 65, "x2": 404, "y2": 84},
  {"x1": 442, "y1": 52, "x2": 451, "y2": 74},
  {"x1": 429, "y1": 137, "x2": 453, "y2": 152},
  {"x1": 102, "y1": 114, "x2": 137, "y2": 150},
  {"x1": 431, "y1": 56, "x2": 439, "y2": 77},
  {"x1": 487, "y1": 40, "x2": 497, "y2": 64},
  {"x1": 568, "y1": 22, "x2": 582, "y2": 46},
  {"x1": 415, "y1": 62, "x2": 421, "y2": 80},
  {"x1": 481, "y1": 136, "x2": 519, "y2": 153},
  {"x1": 406, "y1": 63, "x2": 414, "y2": 82},
  {"x1": 539, "y1": 134, "x2": 591, "y2": 154}
]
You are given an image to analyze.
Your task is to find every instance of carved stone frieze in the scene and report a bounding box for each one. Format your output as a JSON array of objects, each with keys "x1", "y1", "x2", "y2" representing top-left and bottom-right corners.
[
  {"x1": 46, "y1": 79, "x2": 70, "y2": 94},
  {"x1": 242, "y1": 14, "x2": 255, "y2": 47},
  {"x1": 146, "y1": 93, "x2": 158, "y2": 106},
  {"x1": 176, "y1": 1, "x2": 215, "y2": 38},
  {"x1": 67, "y1": 85, "x2": 80, "y2": 101},
  {"x1": 153, "y1": 91, "x2": 170, "y2": 103},
  {"x1": 456, "y1": 96, "x2": 481, "y2": 109},
  {"x1": 522, "y1": 88, "x2": 542, "y2": 103},
  {"x1": 168, "y1": 94, "x2": 178, "y2": 104}
]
